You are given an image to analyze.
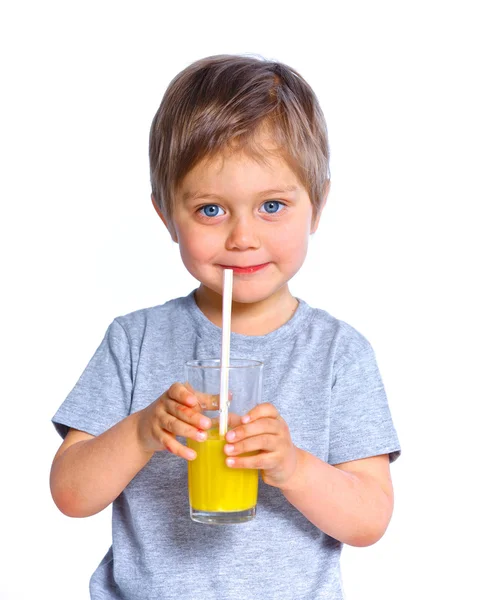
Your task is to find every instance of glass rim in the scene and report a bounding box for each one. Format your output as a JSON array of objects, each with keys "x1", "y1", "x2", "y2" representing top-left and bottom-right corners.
[{"x1": 185, "y1": 358, "x2": 263, "y2": 369}]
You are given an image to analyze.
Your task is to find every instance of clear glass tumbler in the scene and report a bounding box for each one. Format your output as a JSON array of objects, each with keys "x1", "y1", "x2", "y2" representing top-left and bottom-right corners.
[{"x1": 185, "y1": 358, "x2": 263, "y2": 524}]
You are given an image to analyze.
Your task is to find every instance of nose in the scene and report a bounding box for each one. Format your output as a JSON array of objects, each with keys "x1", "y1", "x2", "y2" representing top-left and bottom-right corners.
[{"x1": 225, "y1": 216, "x2": 261, "y2": 251}]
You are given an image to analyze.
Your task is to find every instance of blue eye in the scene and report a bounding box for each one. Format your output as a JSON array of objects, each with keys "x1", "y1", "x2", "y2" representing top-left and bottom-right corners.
[
  {"x1": 260, "y1": 201, "x2": 284, "y2": 214},
  {"x1": 199, "y1": 204, "x2": 225, "y2": 218}
]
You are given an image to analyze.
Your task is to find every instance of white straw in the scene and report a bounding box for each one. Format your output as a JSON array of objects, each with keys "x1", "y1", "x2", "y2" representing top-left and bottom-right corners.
[{"x1": 219, "y1": 269, "x2": 233, "y2": 437}]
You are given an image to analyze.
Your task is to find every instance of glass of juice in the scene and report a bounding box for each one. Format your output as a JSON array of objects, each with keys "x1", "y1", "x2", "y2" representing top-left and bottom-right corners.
[{"x1": 185, "y1": 358, "x2": 263, "y2": 525}]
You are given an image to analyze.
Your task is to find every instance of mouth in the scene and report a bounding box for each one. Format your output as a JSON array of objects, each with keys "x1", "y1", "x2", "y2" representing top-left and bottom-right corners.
[{"x1": 219, "y1": 263, "x2": 270, "y2": 275}]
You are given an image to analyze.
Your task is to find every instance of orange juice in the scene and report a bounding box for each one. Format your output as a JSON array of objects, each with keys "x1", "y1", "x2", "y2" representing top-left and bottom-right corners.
[{"x1": 187, "y1": 429, "x2": 258, "y2": 512}]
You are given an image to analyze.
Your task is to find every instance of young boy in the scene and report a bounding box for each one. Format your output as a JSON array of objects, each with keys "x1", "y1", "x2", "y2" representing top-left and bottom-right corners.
[{"x1": 51, "y1": 54, "x2": 400, "y2": 600}]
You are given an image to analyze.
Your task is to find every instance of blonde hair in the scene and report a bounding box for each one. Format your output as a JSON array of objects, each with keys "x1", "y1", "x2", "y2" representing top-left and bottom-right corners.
[{"x1": 149, "y1": 54, "x2": 330, "y2": 223}]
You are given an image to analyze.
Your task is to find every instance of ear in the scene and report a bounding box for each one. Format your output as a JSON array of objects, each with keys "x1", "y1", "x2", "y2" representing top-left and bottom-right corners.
[
  {"x1": 151, "y1": 194, "x2": 178, "y2": 243},
  {"x1": 310, "y1": 179, "x2": 330, "y2": 234}
]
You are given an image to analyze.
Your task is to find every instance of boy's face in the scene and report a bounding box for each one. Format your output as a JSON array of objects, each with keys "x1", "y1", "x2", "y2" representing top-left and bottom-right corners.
[{"x1": 156, "y1": 140, "x2": 324, "y2": 306}]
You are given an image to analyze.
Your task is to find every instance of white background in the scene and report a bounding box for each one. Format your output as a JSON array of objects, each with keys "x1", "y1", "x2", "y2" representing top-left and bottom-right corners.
[{"x1": 1, "y1": 1, "x2": 476, "y2": 598}]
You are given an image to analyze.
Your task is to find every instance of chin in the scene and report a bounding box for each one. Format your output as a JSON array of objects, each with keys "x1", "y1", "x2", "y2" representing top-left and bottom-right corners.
[
  {"x1": 231, "y1": 284, "x2": 285, "y2": 305},
  {"x1": 194, "y1": 268, "x2": 289, "y2": 305}
]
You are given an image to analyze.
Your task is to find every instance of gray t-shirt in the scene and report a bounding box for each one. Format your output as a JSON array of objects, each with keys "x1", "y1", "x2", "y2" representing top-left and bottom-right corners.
[{"x1": 52, "y1": 291, "x2": 400, "y2": 600}]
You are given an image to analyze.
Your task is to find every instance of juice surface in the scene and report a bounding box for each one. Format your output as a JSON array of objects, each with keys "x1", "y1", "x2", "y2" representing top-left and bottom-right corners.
[{"x1": 187, "y1": 429, "x2": 258, "y2": 512}]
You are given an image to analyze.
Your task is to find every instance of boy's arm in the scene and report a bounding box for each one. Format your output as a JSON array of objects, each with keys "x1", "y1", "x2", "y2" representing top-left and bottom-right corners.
[
  {"x1": 280, "y1": 451, "x2": 394, "y2": 547},
  {"x1": 50, "y1": 411, "x2": 154, "y2": 518},
  {"x1": 50, "y1": 383, "x2": 212, "y2": 518},
  {"x1": 224, "y1": 403, "x2": 395, "y2": 547}
]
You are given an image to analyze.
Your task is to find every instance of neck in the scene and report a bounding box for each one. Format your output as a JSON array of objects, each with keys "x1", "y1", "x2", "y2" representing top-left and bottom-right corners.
[{"x1": 194, "y1": 285, "x2": 299, "y2": 336}]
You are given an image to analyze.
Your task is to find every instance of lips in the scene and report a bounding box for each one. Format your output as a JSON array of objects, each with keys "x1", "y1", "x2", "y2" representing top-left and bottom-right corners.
[{"x1": 220, "y1": 263, "x2": 270, "y2": 274}]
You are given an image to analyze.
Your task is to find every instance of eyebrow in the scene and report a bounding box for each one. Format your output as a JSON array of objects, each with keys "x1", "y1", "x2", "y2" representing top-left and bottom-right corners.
[{"x1": 182, "y1": 185, "x2": 299, "y2": 203}]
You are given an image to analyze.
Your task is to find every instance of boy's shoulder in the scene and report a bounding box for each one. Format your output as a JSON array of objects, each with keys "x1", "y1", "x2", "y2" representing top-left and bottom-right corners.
[
  {"x1": 300, "y1": 300, "x2": 375, "y2": 361},
  {"x1": 303, "y1": 299, "x2": 370, "y2": 340},
  {"x1": 111, "y1": 294, "x2": 190, "y2": 335}
]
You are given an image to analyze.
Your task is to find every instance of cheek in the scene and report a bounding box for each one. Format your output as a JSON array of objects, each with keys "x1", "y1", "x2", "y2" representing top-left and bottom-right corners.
[
  {"x1": 176, "y1": 226, "x2": 218, "y2": 266},
  {"x1": 271, "y1": 220, "x2": 310, "y2": 265}
]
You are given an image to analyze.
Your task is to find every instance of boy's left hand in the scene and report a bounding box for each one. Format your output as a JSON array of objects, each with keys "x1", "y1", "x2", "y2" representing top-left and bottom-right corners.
[{"x1": 224, "y1": 403, "x2": 297, "y2": 489}]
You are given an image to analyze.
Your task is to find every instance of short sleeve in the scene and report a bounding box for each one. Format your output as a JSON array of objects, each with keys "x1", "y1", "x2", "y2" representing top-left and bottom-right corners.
[
  {"x1": 52, "y1": 319, "x2": 133, "y2": 439},
  {"x1": 328, "y1": 334, "x2": 401, "y2": 465}
]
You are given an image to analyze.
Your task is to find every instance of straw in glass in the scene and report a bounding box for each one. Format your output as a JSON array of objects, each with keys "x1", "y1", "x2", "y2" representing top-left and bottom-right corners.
[{"x1": 219, "y1": 269, "x2": 233, "y2": 437}]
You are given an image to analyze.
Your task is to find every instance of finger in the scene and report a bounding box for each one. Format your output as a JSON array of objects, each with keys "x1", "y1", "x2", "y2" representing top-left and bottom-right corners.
[
  {"x1": 227, "y1": 412, "x2": 242, "y2": 428},
  {"x1": 158, "y1": 411, "x2": 208, "y2": 442},
  {"x1": 225, "y1": 417, "x2": 281, "y2": 443},
  {"x1": 224, "y1": 433, "x2": 277, "y2": 456},
  {"x1": 165, "y1": 398, "x2": 212, "y2": 431},
  {"x1": 241, "y1": 402, "x2": 279, "y2": 424},
  {"x1": 168, "y1": 382, "x2": 198, "y2": 407},
  {"x1": 160, "y1": 431, "x2": 196, "y2": 461},
  {"x1": 225, "y1": 451, "x2": 277, "y2": 470}
]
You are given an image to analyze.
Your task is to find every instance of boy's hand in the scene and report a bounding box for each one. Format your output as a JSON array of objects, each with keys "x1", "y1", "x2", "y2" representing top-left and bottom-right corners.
[
  {"x1": 136, "y1": 383, "x2": 212, "y2": 460},
  {"x1": 224, "y1": 403, "x2": 298, "y2": 488}
]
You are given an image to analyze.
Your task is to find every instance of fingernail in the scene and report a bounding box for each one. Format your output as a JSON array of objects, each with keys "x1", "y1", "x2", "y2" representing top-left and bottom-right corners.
[
  {"x1": 187, "y1": 450, "x2": 196, "y2": 460},
  {"x1": 196, "y1": 431, "x2": 206, "y2": 441},
  {"x1": 224, "y1": 444, "x2": 234, "y2": 454},
  {"x1": 200, "y1": 417, "x2": 210, "y2": 429},
  {"x1": 227, "y1": 430, "x2": 236, "y2": 441},
  {"x1": 242, "y1": 415, "x2": 250, "y2": 424},
  {"x1": 226, "y1": 458, "x2": 235, "y2": 467}
]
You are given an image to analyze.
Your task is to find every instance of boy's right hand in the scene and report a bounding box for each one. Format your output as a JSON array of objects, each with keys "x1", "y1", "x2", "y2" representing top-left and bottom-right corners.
[{"x1": 136, "y1": 383, "x2": 212, "y2": 460}]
